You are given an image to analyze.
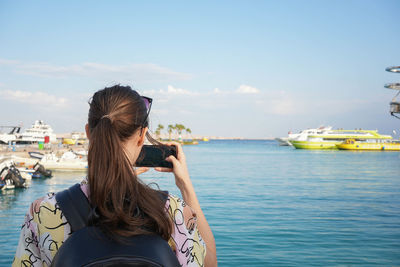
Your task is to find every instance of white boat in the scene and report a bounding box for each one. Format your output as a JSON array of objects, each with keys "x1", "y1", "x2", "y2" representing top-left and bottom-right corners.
[
  {"x1": 0, "y1": 157, "x2": 28, "y2": 189},
  {"x1": 6, "y1": 151, "x2": 87, "y2": 171},
  {"x1": 0, "y1": 120, "x2": 57, "y2": 144},
  {"x1": 39, "y1": 151, "x2": 87, "y2": 171},
  {"x1": 0, "y1": 126, "x2": 22, "y2": 144},
  {"x1": 276, "y1": 126, "x2": 333, "y2": 146},
  {"x1": 28, "y1": 151, "x2": 44, "y2": 159},
  {"x1": 8, "y1": 155, "x2": 38, "y2": 166},
  {"x1": 1, "y1": 156, "x2": 33, "y2": 180},
  {"x1": 17, "y1": 120, "x2": 57, "y2": 144}
]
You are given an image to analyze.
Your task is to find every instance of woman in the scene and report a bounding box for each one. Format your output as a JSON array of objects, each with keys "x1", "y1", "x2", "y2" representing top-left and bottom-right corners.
[{"x1": 13, "y1": 85, "x2": 217, "y2": 267}]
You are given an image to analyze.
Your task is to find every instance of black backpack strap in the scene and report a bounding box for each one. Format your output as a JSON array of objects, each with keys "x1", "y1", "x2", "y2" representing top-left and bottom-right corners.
[{"x1": 55, "y1": 183, "x2": 91, "y2": 232}]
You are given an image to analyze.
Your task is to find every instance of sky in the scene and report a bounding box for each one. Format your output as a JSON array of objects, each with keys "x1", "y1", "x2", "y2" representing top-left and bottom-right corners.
[{"x1": 0, "y1": 1, "x2": 399, "y2": 138}]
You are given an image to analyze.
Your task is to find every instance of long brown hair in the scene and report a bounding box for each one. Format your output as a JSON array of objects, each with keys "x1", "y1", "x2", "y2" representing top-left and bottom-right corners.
[{"x1": 87, "y1": 85, "x2": 172, "y2": 240}]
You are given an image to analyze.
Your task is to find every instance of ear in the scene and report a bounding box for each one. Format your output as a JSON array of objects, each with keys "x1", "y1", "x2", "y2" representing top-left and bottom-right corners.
[
  {"x1": 85, "y1": 124, "x2": 90, "y2": 140},
  {"x1": 138, "y1": 127, "x2": 148, "y2": 146}
]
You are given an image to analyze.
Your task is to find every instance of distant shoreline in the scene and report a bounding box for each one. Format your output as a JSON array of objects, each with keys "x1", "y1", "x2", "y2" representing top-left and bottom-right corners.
[
  {"x1": 55, "y1": 133, "x2": 276, "y2": 141},
  {"x1": 205, "y1": 138, "x2": 275, "y2": 141}
]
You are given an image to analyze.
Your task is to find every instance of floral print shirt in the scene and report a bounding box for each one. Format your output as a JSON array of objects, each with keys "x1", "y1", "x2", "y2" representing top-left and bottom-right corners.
[{"x1": 13, "y1": 181, "x2": 206, "y2": 267}]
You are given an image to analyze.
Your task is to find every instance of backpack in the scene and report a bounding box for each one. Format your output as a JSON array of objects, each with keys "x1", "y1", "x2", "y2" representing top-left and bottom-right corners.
[{"x1": 51, "y1": 183, "x2": 180, "y2": 267}]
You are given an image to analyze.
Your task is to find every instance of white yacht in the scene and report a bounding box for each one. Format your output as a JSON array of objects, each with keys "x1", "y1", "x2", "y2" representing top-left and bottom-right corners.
[
  {"x1": 0, "y1": 120, "x2": 57, "y2": 144},
  {"x1": 0, "y1": 126, "x2": 22, "y2": 144},
  {"x1": 18, "y1": 120, "x2": 57, "y2": 143},
  {"x1": 275, "y1": 126, "x2": 332, "y2": 146}
]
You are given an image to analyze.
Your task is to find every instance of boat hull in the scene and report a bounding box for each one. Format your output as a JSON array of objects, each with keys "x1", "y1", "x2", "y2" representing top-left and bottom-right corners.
[
  {"x1": 41, "y1": 162, "x2": 87, "y2": 171},
  {"x1": 290, "y1": 140, "x2": 339, "y2": 149}
]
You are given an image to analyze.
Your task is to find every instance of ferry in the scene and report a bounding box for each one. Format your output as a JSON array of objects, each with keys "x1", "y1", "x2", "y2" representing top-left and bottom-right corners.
[
  {"x1": 289, "y1": 130, "x2": 393, "y2": 149},
  {"x1": 336, "y1": 138, "x2": 400, "y2": 151}
]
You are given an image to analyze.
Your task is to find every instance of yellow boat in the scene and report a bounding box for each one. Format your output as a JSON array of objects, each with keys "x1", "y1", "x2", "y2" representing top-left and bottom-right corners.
[
  {"x1": 62, "y1": 138, "x2": 76, "y2": 145},
  {"x1": 290, "y1": 130, "x2": 393, "y2": 150},
  {"x1": 336, "y1": 138, "x2": 400, "y2": 151}
]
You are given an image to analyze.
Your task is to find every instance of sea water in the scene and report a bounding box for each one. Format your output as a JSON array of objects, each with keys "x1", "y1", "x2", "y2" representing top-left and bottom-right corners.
[{"x1": 1, "y1": 140, "x2": 400, "y2": 266}]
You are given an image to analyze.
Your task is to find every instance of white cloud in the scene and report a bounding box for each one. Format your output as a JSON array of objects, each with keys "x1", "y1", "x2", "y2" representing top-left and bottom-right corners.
[
  {"x1": 212, "y1": 87, "x2": 232, "y2": 95},
  {"x1": 0, "y1": 90, "x2": 69, "y2": 108},
  {"x1": 236, "y1": 84, "x2": 260, "y2": 94},
  {"x1": 0, "y1": 58, "x2": 192, "y2": 82},
  {"x1": 165, "y1": 85, "x2": 195, "y2": 95},
  {"x1": 143, "y1": 85, "x2": 199, "y2": 97},
  {"x1": 149, "y1": 85, "x2": 258, "y2": 97}
]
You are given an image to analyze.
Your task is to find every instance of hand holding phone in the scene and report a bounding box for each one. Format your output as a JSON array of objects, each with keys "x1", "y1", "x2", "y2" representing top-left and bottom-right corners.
[{"x1": 135, "y1": 145, "x2": 177, "y2": 168}]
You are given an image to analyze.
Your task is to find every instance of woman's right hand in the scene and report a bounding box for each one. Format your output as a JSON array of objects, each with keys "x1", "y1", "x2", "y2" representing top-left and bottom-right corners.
[
  {"x1": 155, "y1": 141, "x2": 192, "y2": 191},
  {"x1": 155, "y1": 141, "x2": 218, "y2": 266}
]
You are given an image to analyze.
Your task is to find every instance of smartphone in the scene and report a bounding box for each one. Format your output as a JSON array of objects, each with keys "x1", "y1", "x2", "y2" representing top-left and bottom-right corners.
[{"x1": 135, "y1": 145, "x2": 177, "y2": 168}]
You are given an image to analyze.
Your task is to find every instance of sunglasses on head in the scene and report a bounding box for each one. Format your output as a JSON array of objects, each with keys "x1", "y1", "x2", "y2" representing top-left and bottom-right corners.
[{"x1": 141, "y1": 96, "x2": 153, "y2": 128}]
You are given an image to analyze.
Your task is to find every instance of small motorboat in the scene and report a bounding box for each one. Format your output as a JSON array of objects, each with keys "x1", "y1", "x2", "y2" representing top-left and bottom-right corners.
[
  {"x1": 32, "y1": 162, "x2": 52, "y2": 178},
  {"x1": 0, "y1": 158, "x2": 27, "y2": 190},
  {"x1": 28, "y1": 151, "x2": 45, "y2": 160},
  {"x1": 16, "y1": 162, "x2": 52, "y2": 179},
  {"x1": 39, "y1": 151, "x2": 87, "y2": 171}
]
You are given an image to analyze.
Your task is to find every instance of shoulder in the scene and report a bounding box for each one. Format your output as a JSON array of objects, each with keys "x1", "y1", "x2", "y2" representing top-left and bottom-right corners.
[
  {"x1": 29, "y1": 192, "x2": 70, "y2": 242},
  {"x1": 29, "y1": 192, "x2": 59, "y2": 224},
  {"x1": 166, "y1": 195, "x2": 206, "y2": 266},
  {"x1": 13, "y1": 192, "x2": 71, "y2": 267}
]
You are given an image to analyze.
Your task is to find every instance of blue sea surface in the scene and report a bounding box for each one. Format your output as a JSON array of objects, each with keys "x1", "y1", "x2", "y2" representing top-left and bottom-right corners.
[{"x1": 1, "y1": 140, "x2": 400, "y2": 266}]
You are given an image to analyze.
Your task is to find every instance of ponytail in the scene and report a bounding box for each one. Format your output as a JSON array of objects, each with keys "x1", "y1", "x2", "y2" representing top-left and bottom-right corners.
[{"x1": 87, "y1": 85, "x2": 172, "y2": 240}]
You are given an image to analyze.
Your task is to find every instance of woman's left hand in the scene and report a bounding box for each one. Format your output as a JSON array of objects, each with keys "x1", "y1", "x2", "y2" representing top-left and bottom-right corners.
[{"x1": 134, "y1": 167, "x2": 149, "y2": 176}]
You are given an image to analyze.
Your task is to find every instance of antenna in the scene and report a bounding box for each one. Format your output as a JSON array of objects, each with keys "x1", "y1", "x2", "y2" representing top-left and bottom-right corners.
[{"x1": 385, "y1": 66, "x2": 400, "y2": 119}]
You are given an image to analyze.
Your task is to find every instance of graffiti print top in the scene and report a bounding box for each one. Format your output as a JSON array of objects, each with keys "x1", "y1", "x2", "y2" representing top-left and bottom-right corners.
[{"x1": 12, "y1": 181, "x2": 206, "y2": 267}]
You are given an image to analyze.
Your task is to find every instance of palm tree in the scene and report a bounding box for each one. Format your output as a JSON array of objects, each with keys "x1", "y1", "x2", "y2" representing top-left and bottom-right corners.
[
  {"x1": 185, "y1": 128, "x2": 192, "y2": 140},
  {"x1": 175, "y1": 124, "x2": 185, "y2": 141},
  {"x1": 167, "y1": 124, "x2": 174, "y2": 140},
  {"x1": 155, "y1": 124, "x2": 164, "y2": 139}
]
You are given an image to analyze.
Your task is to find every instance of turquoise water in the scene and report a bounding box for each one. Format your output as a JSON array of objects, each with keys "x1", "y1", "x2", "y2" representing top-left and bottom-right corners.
[{"x1": 1, "y1": 140, "x2": 400, "y2": 266}]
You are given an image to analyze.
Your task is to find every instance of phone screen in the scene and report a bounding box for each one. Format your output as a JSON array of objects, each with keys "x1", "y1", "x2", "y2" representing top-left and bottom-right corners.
[{"x1": 135, "y1": 145, "x2": 177, "y2": 168}]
